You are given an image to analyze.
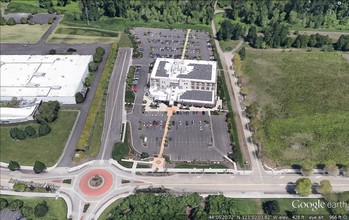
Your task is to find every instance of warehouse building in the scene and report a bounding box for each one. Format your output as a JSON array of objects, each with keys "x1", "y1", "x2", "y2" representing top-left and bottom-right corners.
[
  {"x1": 0, "y1": 55, "x2": 92, "y2": 104},
  {"x1": 149, "y1": 58, "x2": 217, "y2": 106}
]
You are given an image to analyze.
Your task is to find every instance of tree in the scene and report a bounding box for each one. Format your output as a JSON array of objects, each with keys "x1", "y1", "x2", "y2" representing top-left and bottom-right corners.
[
  {"x1": 10, "y1": 127, "x2": 19, "y2": 139},
  {"x1": 16, "y1": 129, "x2": 27, "y2": 140},
  {"x1": 336, "y1": 35, "x2": 349, "y2": 51},
  {"x1": 6, "y1": 17, "x2": 16, "y2": 25},
  {"x1": 36, "y1": 101, "x2": 60, "y2": 123},
  {"x1": 57, "y1": 0, "x2": 70, "y2": 7},
  {"x1": 34, "y1": 201, "x2": 49, "y2": 217},
  {"x1": 295, "y1": 178, "x2": 312, "y2": 196},
  {"x1": 8, "y1": 160, "x2": 20, "y2": 171},
  {"x1": 0, "y1": 17, "x2": 6, "y2": 26},
  {"x1": 300, "y1": 159, "x2": 314, "y2": 176},
  {"x1": 38, "y1": 123, "x2": 51, "y2": 136},
  {"x1": 21, "y1": 206, "x2": 33, "y2": 218},
  {"x1": 140, "y1": 152, "x2": 149, "y2": 159},
  {"x1": 93, "y1": 53, "x2": 103, "y2": 63},
  {"x1": 9, "y1": 199, "x2": 23, "y2": 211},
  {"x1": 48, "y1": 17, "x2": 54, "y2": 24},
  {"x1": 49, "y1": 49, "x2": 56, "y2": 54},
  {"x1": 262, "y1": 200, "x2": 280, "y2": 215},
  {"x1": 0, "y1": 198, "x2": 8, "y2": 210},
  {"x1": 88, "y1": 62, "x2": 98, "y2": 71},
  {"x1": 238, "y1": 47, "x2": 246, "y2": 60},
  {"x1": 20, "y1": 17, "x2": 27, "y2": 24},
  {"x1": 246, "y1": 25, "x2": 257, "y2": 44},
  {"x1": 75, "y1": 92, "x2": 84, "y2": 103},
  {"x1": 25, "y1": 125, "x2": 36, "y2": 137},
  {"x1": 343, "y1": 166, "x2": 349, "y2": 177},
  {"x1": 47, "y1": 7, "x2": 55, "y2": 14},
  {"x1": 39, "y1": 0, "x2": 53, "y2": 8},
  {"x1": 33, "y1": 161, "x2": 47, "y2": 173},
  {"x1": 317, "y1": 180, "x2": 332, "y2": 195},
  {"x1": 13, "y1": 182, "x2": 27, "y2": 192},
  {"x1": 95, "y1": 46, "x2": 105, "y2": 55},
  {"x1": 28, "y1": 17, "x2": 35, "y2": 25},
  {"x1": 324, "y1": 161, "x2": 340, "y2": 176}
]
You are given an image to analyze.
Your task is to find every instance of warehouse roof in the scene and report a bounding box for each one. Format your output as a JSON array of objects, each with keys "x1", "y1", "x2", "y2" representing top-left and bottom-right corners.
[{"x1": 0, "y1": 55, "x2": 92, "y2": 99}]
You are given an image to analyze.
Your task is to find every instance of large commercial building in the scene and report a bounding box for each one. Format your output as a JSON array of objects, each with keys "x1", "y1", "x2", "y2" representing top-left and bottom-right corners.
[
  {"x1": 0, "y1": 55, "x2": 92, "y2": 104},
  {"x1": 149, "y1": 58, "x2": 217, "y2": 106}
]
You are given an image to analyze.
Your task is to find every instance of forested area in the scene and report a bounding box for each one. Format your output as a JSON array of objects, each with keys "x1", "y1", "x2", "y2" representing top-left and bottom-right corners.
[
  {"x1": 226, "y1": 0, "x2": 349, "y2": 29},
  {"x1": 216, "y1": 0, "x2": 349, "y2": 51},
  {"x1": 80, "y1": 0, "x2": 214, "y2": 24}
]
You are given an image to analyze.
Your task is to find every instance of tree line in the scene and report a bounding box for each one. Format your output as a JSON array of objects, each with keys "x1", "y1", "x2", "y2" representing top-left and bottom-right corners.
[
  {"x1": 80, "y1": 0, "x2": 214, "y2": 24},
  {"x1": 0, "y1": 197, "x2": 49, "y2": 218},
  {"x1": 217, "y1": 20, "x2": 349, "y2": 51},
  {"x1": 226, "y1": 0, "x2": 349, "y2": 30}
]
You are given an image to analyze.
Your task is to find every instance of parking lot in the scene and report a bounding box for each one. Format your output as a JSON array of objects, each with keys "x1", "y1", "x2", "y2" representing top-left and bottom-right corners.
[
  {"x1": 130, "y1": 27, "x2": 214, "y2": 64},
  {"x1": 0, "y1": 208, "x2": 22, "y2": 220},
  {"x1": 128, "y1": 27, "x2": 227, "y2": 162}
]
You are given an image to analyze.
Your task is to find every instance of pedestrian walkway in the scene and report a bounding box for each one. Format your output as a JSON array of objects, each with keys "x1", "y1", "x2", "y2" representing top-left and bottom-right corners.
[{"x1": 181, "y1": 29, "x2": 191, "y2": 59}]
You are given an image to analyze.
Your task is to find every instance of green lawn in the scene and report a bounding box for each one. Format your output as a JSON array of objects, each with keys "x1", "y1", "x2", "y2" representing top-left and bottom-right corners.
[
  {"x1": 174, "y1": 164, "x2": 227, "y2": 169},
  {"x1": 112, "y1": 123, "x2": 133, "y2": 168},
  {"x1": 219, "y1": 39, "x2": 240, "y2": 52},
  {"x1": 54, "y1": 27, "x2": 118, "y2": 37},
  {"x1": 118, "y1": 32, "x2": 133, "y2": 48},
  {"x1": 98, "y1": 198, "x2": 124, "y2": 220},
  {"x1": 0, "y1": 111, "x2": 78, "y2": 166},
  {"x1": 242, "y1": 48, "x2": 349, "y2": 166},
  {"x1": 0, "y1": 195, "x2": 67, "y2": 219},
  {"x1": 0, "y1": 24, "x2": 50, "y2": 44}
]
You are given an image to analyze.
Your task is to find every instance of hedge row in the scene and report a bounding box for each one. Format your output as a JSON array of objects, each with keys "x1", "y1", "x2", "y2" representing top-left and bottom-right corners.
[{"x1": 76, "y1": 43, "x2": 117, "y2": 151}]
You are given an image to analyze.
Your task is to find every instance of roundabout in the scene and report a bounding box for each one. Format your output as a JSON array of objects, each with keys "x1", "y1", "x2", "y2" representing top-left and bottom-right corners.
[{"x1": 78, "y1": 169, "x2": 114, "y2": 197}]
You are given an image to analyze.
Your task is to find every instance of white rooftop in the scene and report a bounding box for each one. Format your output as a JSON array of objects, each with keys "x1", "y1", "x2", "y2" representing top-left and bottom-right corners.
[
  {"x1": 150, "y1": 58, "x2": 217, "y2": 83},
  {"x1": 0, "y1": 105, "x2": 37, "y2": 121},
  {"x1": 0, "y1": 55, "x2": 92, "y2": 103}
]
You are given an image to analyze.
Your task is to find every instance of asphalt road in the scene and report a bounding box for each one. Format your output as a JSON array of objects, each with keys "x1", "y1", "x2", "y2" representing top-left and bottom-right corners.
[{"x1": 97, "y1": 48, "x2": 133, "y2": 160}]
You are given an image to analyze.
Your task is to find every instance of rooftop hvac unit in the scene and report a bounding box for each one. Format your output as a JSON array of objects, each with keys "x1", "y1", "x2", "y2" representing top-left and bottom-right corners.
[{"x1": 51, "y1": 85, "x2": 62, "y2": 89}]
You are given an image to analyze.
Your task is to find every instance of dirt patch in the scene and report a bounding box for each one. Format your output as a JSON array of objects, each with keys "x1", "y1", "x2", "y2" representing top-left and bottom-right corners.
[{"x1": 342, "y1": 54, "x2": 349, "y2": 63}]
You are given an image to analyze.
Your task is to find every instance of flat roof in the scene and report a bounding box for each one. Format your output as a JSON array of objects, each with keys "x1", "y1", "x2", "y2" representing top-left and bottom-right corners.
[
  {"x1": 179, "y1": 90, "x2": 214, "y2": 102},
  {"x1": 0, "y1": 105, "x2": 37, "y2": 121},
  {"x1": 151, "y1": 58, "x2": 217, "y2": 83},
  {"x1": 0, "y1": 55, "x2": 92, "y2": 99}
]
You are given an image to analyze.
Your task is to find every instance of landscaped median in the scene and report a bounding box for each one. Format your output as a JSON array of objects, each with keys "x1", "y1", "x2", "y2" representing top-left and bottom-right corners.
[{"x1": 74, "y1": 43, "x2": 118, "y2": 162}]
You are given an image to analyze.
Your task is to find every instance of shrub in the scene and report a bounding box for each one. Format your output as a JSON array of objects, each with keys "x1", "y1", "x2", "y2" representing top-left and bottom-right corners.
[
  {"x1": 93, "y1": 53, "x2": 103, "y2": 63},
  {"x1": 20, "y1": 17, "x2": 27, "y2": 24},
  {"x1": 39, "y1": 0, "x2": 53, "y2": 8},
  {"x1": 75, "y1": 92, "x2": 84, "y2": 104},
  {"x1": 10, "y1": 127, "x2": 19, "y2": 139},
  {"x1": 47, "y1": 7, "x2": 55, "y2": 14},
  {"x1": 262, "y1": 200, "x2": 280, "y2": 215},
  {"x1": 84, "y1": 74, "x2": 93, "y2": 87},
  {"x1": 8, "y1": 161, "x2": 20, "y2": 171},
  {"x1": 96, "y1": 47, "x2": 105, "y2": 56},
  {"x1": 25, "y1": 125, "x2": 36, "y2": 137},
  {"x1": 13, "y1": 182, "x2": 27, "y2": 192},
  {"x1": 9, "y1": 199, "x2": 23, "y2": 211},
  {"x1": 0, "y1": 198, "x2": 8, "y2": 210},
  {"x1": 34, "y1": 201, "x2": 49, "y2": 218},
  {"x1": 6, "y1": 17, "x2": 16, "y2": 26},
  {"x1": 21, "y1": 206, "x2": 33, "y2": 217},
  {"x1": 28, "y1": 18, "x2": 35, "y2": 25},
  {"x1": 38, "y1": 123, "x2": 51, "y2": 136},
  {"x1": 33, "y1": 161, "x2": 47, "y2": 173},
  {"x1": 36, "y1": 101, "x2": 60, "y2": 123},
  {"x1": 140, "y1": 152, "x2": 149, "y2": 159},
  {"x1": 88, "y1": 62, "x2": 98, "y2": 72},
  {"x1": 16, "y1": 129, "x2": 27, "y2": 140},
  {"x1": 49, "y1": 49, "x2": 56, "y2": 54},
  {"x1": 0, "y1": 17, "x2": 6, "y2": 26},
  {"x1": 48, "y1": 17, "x2": 54, "y2": 24}
]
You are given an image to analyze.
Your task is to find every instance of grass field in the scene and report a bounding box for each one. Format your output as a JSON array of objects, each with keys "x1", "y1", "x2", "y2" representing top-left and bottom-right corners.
[
  {"x1": 0, "y1": 24, "x2": 50, "y2": 44},
  {"x1": 46, "y1": 34, "x2": 118, "y2": 44},
  {"x1": 0, "y1": 111, "x2": 78, "y2": 166},
  {"x1": 118, "y1": 32, "x2": 133, "y2": 48},
  {"x1": 0, "y1": 195, "x2": 67, "y2": 219},
  {"x1": 242, "y1": 48, "x2": 349, "y2": 166},
  {"x1": 55, "y1": 27, "x2": 118, "y2": 37},
  {"x1": 112, "y1": 123, "x2": 133, "y2": 168}
]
